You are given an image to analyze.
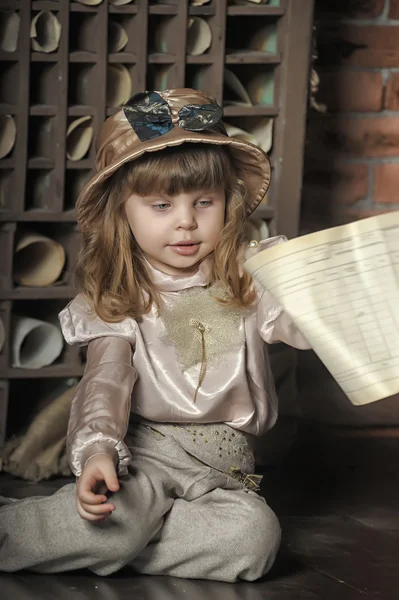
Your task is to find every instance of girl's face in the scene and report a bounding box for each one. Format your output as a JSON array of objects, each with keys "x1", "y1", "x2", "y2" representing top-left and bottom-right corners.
[{"x1": 125, "y1": 187, "x2": 226, "y2": 276}]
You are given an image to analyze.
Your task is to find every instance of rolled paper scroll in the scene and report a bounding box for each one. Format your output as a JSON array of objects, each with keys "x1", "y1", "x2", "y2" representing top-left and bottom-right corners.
[
  {"x1": 12, "y1": 316, "x2": 64, "y2": 369},
  {"x1": 109, "y1": 0, "x2": 136, "y2": 5},
  {"x1": 66, "y1": 116, "x2": 93, "y2": 161},
  {"x1": 30, "y1": 11, "x2": 61, "y2": 53},
  {"x1": 225, "y1": 118, "x2": 273, "y2": 153},
  {"x1": 187, "y1": 17, "x2": 212, "y2": 56},
  {"x1": 108, "y1": 20, "x2": 128, "y2": 53},
  {"x1": 107, "y1": 63, "x2": 132, "y2": 107},
  {"x1": 249, "y1": 24, "x2": 277, "y2": 54},
  {"x1": 0, "y1": 11, "x2": 20, "y2": 52},
  {"x1": 230, "y1": 0, "x2": 269, "y2": 5},
  {"x1": 248, "y1": 117, "x2": 273, "y2": 153},
  {"x1": 247, "y1": 71, "x2": 275, "y2": 106},
  {"x1": 13, "y1": 232, "x2": 66, "y2": 287},
  {"x1": 224, "y1": 123, "x2": 257, "y2": 147},
  {"x1": 223, "y1": 68, "x2": 252, "y2": 106},
  {"x1": 0, "y1": 115, "x2": 17, "y2": 159},
  {"x1": 75, "y1": 0, "x2": 103, "y2": 5}
]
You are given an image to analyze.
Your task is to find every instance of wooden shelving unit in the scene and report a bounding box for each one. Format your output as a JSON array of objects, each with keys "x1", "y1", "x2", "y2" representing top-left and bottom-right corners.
[{"x1": 0, "y1": 0, "x2": 314, "y2": 451}]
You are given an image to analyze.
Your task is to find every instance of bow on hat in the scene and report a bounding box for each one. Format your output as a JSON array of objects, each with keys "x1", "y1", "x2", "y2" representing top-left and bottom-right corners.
[{"x1": 123, "y1": 91, "x2": 223, "y2": 142}]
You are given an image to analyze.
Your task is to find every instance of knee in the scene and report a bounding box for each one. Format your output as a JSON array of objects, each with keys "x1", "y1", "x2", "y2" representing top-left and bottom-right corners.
[
  {"x1": 234, "y1": 494, "x2": 281, "y2": 582},
  {"x1": 91, "y1": 513, "x2": 163, "y2": 575}
]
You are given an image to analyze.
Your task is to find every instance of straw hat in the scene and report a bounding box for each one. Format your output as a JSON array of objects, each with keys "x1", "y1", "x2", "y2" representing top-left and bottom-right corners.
[{"x1": 76, "y1": 88, "x2": 271, "y2": 227}]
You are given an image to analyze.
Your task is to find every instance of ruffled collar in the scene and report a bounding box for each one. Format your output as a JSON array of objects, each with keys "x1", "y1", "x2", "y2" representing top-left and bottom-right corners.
[{"x1": 145, "y1": 256, "x2": 212, "y2": 292}]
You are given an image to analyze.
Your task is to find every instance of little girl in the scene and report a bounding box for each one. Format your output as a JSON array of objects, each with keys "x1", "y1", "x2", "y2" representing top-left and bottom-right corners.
[{"x1": 0, "y1": 89, "x2": 310, "y2": 582}]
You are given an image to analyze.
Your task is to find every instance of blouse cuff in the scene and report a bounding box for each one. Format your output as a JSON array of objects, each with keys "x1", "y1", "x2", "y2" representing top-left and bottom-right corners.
[{"x1": 72, "y1": 439, "x2": 132, "y2": 477}]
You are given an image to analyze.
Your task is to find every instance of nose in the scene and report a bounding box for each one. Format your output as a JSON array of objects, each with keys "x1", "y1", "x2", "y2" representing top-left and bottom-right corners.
[{"x1": 176, "y1": 205, "x2": 197, "y2": 229}]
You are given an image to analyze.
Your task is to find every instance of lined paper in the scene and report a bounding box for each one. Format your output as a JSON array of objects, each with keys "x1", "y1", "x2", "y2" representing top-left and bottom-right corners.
[{"x1": 244, "y1": 211, "x2": 399, "y2": 405}]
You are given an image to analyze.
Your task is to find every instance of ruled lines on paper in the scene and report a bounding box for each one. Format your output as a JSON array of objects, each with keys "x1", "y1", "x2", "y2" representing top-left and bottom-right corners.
[{"x1": 244, "y1": 212, "x2": 399, "y2": 405}]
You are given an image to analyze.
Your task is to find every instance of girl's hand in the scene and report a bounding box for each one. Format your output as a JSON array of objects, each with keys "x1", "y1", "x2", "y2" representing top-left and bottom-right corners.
[{"x1": 76, "y1": 454, "x2": 120, "y2": 521}]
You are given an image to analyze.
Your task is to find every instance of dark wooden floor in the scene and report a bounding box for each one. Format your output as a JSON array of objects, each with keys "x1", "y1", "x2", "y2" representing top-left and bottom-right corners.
[{"x1": 1, "y1": 422, "x2": 399, "y2": 599}]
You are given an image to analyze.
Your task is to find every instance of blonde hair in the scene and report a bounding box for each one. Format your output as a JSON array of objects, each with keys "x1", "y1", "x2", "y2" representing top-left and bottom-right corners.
[{"x1": 75, "y1": 143, "x2": 256, "y2": 322}]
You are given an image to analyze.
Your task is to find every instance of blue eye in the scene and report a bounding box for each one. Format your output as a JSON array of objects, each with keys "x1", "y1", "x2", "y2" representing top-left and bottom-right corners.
[
  {"x1": 196, "y1": 200, "x2": 212, "y2": 207},
  {"x1": 153, "y1": 203, "x2": 170, "y2": 211}
]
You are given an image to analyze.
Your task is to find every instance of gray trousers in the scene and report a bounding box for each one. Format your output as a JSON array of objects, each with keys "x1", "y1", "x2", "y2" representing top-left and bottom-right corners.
[{"x1": 0, "y1": 423, "x2": 281, "y2": 582}]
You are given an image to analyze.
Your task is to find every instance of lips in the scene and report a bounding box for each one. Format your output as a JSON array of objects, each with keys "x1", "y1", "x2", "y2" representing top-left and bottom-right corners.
[
  {"x1": 169, "y1": 241, "x2": 201, "y2": 256},
  {"x1": 171, "y1": 241, "x2": 199, "y2": 246}
]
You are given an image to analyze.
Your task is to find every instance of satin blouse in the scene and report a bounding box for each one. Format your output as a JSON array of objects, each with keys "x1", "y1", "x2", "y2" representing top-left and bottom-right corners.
[{"x1": 59, "y1": 236, "x2": 310, "y2": 476}]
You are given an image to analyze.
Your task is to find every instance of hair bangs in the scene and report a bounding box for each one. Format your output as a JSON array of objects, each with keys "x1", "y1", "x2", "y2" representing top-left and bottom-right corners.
[{"x1": 125, "y1": 143, "x2": 236, "y2": 197}]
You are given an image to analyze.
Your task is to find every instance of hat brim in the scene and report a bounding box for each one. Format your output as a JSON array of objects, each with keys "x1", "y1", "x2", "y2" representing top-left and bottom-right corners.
[{"x1": 77, "y1": 124, "x2": 271, "y2": 220}]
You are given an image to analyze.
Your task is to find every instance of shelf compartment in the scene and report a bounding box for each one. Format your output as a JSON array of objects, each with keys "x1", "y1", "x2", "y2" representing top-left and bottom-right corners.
[
  {"x1": 148, "y1": 14, "x2": 179, "y2": 55},
  {"x1": 0, "y1": 169, "x2": 16, "y2": 213},
  {"x1": 69, "y1": 10, "x2": 100, "y2": 54},
  {"x1": 185, "y1": 63, "x2": 223, "y2": 97},
  {"x1": 29, "y1": 62, "x2": 59, "y2": 107},
  {"x1": 11, "y1": 222, "x2": 81, "y2": 290},
  {"x1": 68, "y1": 63, "x2": 100, "y2": 107},
  {"x1": 186, "y1": 15, "x2": 213, "y2": 57},
  {"x1": 28, "y1": 116, "x2": 56, "y2": 162},
  {"x1": 0, "y1": 62, "x2": 19, "y2": 105},
  {"x1": 223, "y1": 114, "x2": 274, "y2": 154},
  {"x1": 7, "y1": 299, "x2": 68, "y2": 373},
  {"x1": 64, "y1": 169, "x2": 92, "y2": 212},
  {"x1": 146, "y1": 63, "x2": 178, "y2": 91},
  {"x1": 0, "y1": 10, "x2": 20, "y2": 53},
  {"x1": 106, "y1": 62, "x2": 135, "y2": 109},
  {"x1": 24, "y1": 169, "x2": 55, "y2": 212},
  {"x1": 108, "y1": 12, "x2": 138, "y2": 55},
  {"x1": 223, "y1": 64, "x2": 277, "y2": 108},
  {"x1": 226, "y1": 16, "x2": 279, "y2": 59}
]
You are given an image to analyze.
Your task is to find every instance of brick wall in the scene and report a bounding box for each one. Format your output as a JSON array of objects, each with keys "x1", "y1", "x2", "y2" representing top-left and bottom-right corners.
[
  {"x1": 297, "y1": 0, "x2": 399, "y2": 428},
  {"x1": 301, "y1": 0, "x2": 399, "y2": 234}
]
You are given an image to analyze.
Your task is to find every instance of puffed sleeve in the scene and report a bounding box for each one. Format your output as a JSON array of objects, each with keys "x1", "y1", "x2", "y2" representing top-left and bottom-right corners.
[
  {"x1": 59, "y1": 294, "x2": 138, "y2": 477},
  {"x1": 246, "y1": 237, "x2": 311, "y2": 350}
]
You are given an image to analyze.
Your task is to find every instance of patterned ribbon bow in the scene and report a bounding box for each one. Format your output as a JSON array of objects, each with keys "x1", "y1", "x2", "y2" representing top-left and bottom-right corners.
[{"x1": 123, "y1": 91, "x2": 223, "y2": 142}]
